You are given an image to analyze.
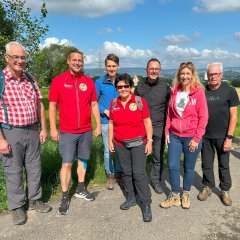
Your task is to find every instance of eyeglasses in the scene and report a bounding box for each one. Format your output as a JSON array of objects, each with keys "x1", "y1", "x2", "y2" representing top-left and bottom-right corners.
[
  {"x1": 116, "y1": 85, "x2": 130, "y2": 90},
  {"x1": 180, "y1": 62, "x2": 194, "y2": 67},
  {"x1": 207, "y1": 73, "x2": 222, "y2": 78},
  {"x1": 7, "y1": 54, "x2": 28, "y2": 62},
  {"x1": 148, "y1": 68, "x2": 161, "y2": 72}
]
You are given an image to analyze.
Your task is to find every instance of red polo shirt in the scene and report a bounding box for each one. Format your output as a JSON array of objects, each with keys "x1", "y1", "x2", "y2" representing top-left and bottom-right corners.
[
  {"x1": 109, "y1": 94, "x2": 150, "y2": 145},
  {"x1": 48, "y1": 70, "x2": 97, "y2": 133}
]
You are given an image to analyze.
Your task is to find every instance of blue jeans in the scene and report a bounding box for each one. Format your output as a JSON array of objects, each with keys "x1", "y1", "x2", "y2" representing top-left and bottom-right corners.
[
  {"x1": 102, "y1": 124, "x2": 121, "y2": 175},
  {"x1": 168, "y1": 133, "x2": 202, "y2": 193}
]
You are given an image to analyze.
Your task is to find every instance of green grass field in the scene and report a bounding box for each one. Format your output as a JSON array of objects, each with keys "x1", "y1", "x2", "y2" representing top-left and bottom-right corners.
[{"x1": 0, "y1": 87, "x2": 239, "y2": 212}]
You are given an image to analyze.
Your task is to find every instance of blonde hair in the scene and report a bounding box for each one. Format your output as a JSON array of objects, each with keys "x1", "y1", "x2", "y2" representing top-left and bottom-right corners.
[{"x1": 172, "y1": 62, "x2": 204, "y2": 90}]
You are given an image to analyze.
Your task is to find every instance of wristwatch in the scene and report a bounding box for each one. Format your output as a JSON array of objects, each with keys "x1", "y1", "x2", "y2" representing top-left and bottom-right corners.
[
  {"x1": 147, "y1": 139, "x2": 153, "y2": 142},
  {"x1": 226, "y1": 135, "x2": 233, "y2": 140}
]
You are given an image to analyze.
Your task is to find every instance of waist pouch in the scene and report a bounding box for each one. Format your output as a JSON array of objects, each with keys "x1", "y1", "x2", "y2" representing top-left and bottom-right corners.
[{"x1": 114, "y1": 136, "x2": 146, "y2": 148}]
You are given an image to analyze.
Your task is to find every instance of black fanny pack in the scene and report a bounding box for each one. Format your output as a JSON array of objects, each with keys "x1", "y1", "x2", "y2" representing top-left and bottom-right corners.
[{"x1": 115, "y1": 136, "x2": 146, "y2": 148}]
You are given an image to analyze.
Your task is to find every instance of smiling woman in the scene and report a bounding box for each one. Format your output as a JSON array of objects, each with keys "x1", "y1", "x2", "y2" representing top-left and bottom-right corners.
[
  {"x1": 160, "y1": 62, "x2": 208, "y2": 210},
  {"x1": 108, "y1": 73, "x2": 153, "y2": 222}
]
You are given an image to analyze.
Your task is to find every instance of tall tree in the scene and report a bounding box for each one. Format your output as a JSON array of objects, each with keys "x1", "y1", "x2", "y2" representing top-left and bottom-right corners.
[
  {"x1": 0, "y1": 2, "x2": 14, "y2": 68},
  {"x1": 0, "y1": 0, "x2": 48, "y2": 69},
  {"x1": 31, "y1": 44, "x2": 80, "y2": 86}
]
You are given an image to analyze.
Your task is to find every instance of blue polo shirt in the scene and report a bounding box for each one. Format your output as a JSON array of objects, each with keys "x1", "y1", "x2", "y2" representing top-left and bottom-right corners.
[{"x1": 95, "y1": 74, "x2": 119, "y2": 124}]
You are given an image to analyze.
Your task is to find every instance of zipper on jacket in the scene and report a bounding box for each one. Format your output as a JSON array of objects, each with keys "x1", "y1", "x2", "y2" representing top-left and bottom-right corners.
[{"x1": 74, "y1": 77, "x2": 81, "y2": 128}]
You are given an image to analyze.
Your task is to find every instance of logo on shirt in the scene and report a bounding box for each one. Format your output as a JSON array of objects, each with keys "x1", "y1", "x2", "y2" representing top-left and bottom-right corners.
[
  {"x1": 206, "y1": 96, "x2": 219, "y2": 101},
  {"x1": 189, "y1": 99, "x2": 197, "y2": 105},
  {"x1": 79, "y1": 83, "x2": 87, "y2": 91},
  {"x1": 64, "y1": 84, "x2": 73, "y2": 89},
  {"x1": 129, "y1": 103, "x2": 137, "y2": 111}
]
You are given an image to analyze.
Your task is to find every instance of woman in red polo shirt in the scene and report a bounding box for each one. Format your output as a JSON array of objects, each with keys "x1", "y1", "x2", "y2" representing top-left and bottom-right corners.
[{"x1": 108, "y1": 73, "x2": 153, "y2": 222}]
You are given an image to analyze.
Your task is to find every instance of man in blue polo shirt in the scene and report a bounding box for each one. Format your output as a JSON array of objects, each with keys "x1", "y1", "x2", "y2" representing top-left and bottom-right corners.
[{"x1": 95, "y1": 54, "x2": 121, "y2": 190}]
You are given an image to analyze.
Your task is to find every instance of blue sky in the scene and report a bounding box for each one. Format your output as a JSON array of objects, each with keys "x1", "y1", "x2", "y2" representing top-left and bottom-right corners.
[{"x1": 27, "y1": 0, "x2": 240, "y2": 69}]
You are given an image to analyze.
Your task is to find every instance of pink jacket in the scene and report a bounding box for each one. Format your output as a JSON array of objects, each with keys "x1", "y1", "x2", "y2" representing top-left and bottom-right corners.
[{"x1": 165, "y1": 85, "x2": 208, "y2": 143}]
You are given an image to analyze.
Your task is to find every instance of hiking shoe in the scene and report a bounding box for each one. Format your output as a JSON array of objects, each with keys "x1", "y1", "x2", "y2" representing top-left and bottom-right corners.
[
  {"x1": 107, "y1": 174, "x2": 115, "y2": 190},
  {"x1": 220, "y1": 191, "x2": 232, "y2": 206},
  {"x1": 140, "y1": 204, "x2": 152, "y2": 222},
  {"x1": 151, "y1": 182, "x2": 163, "y2": 194},
  {"x1": 29, "y1": 200, "x2": 52, "y2": 213},
  {"x1": 160, "y1": 193, "x2": 181, "y2": 208},
  {"x1": 12, "y1": 207, "x2": 27, "y2": 225},
  {"x1": 58, "y1": 197, "x2": 70, "y2": 215},
  {"x1": 181, "y1": 191, "x2": 190, "y2": 209},
  {"x1": 74, "y1": 187, "x2": 95, "y2": 201},
  {"x1": 120, "y1": 197, "x2": 137, "y2": 210},
  {"x1": 197, "y1": 186, "x2": 212, "y2": 201}
]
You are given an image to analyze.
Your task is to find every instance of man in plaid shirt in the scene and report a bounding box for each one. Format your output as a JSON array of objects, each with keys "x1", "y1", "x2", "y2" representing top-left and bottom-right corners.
[{"x1": 0, "y1": 41, "x2": 52, "y2": 225}]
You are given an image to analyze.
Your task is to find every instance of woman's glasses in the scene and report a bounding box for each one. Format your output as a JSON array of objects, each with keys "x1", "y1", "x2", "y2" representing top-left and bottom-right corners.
[{"x1": 116, "y1": 85, "x2": 130, "y2": 90}]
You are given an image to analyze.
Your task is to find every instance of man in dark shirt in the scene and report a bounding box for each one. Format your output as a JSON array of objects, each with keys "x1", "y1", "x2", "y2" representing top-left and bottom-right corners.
[
  {"x1": 197, "y1": 62, "x2": 239, "y2": 206},
  {"x1": 135, "y1": 58, "x2": 170, "y2": 193}
]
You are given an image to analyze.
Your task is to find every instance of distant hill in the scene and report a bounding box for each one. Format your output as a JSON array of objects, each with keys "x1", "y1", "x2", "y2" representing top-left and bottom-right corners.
[{"x1": 84, "y1": 66, "x2": 240, "y2": 81}]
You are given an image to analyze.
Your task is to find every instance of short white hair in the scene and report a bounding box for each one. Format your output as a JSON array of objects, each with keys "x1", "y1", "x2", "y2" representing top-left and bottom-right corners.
[
  {"x1": 5, "y1": 41, "x2": 26, "y2": 55},
  {"x1": 207, "y1": 62, "x2": 223, "y2": 73}
]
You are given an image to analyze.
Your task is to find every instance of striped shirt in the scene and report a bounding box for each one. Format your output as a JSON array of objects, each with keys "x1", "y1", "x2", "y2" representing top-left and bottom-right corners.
[{"x1": 0, "y1": 67, "x2": 42, "y2": 126}]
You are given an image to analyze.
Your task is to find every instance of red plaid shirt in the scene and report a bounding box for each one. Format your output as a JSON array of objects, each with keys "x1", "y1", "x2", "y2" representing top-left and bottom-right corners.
[{"x1": 0, "y1": 67, "x2": 42, "y2": 126}]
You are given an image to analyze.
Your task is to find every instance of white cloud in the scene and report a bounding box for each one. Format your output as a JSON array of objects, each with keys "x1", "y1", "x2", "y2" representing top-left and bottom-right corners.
[
  {"x1": 165, "y1": 45, "x2": 240, "y2": 68},
  {"x1": 39, "y1": 37, "x2": 73, "y2": 49},
  {"x1": 103, "y1": 41, "x2": 153, "y2": 58},
  {"x1": 84, "y1": 41, "x2": 153, "y2": 67},
  {"x1": 26, "y1": 0, "x2": 143, "y2": 17},
  {"x1": 39, "y1": 38, "x2": 240, "y2": 68},
  {"x1": 85, "y1": 42, "x2": 240, "y2": 68},
  {"x1": 234, "y1": 32, "x2": 240, "y2": 41},
  {"x1": 157, "y1": 33, "x2": 202, "y2": 46},
  {"x1": 97, "y1": 27, "x2": 122, "y2": 35},
  {"x1": 163, "y1": 34, "x2": 190, "y2": 44},
  {"x1": 193, "y1": 0, "x2": 240, "y2": 13}
]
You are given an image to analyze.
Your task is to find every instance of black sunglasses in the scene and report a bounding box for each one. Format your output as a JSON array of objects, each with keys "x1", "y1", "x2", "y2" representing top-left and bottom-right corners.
[{"x1": 116, "y1": 85, "x2": 130, "y2": 90}]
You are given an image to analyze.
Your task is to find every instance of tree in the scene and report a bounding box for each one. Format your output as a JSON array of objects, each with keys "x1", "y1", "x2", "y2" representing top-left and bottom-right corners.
[
  {"x1": 0, "y1": 2, "x2": 14, "y2": 68},
  {"x1": 31, "y1": 44, "x2": 80, "y2": 86},
  {"x1": 0, "y1": 0, "x2": 48, "y2": 69},
  {"x1": 231, "y1": 79, "x2": 240, "y2": 88}
]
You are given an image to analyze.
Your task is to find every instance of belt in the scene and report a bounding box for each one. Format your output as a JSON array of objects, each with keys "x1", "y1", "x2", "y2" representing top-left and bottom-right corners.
[{"x1": 0, "y1": 123, "x2": 37, "y2": 130}]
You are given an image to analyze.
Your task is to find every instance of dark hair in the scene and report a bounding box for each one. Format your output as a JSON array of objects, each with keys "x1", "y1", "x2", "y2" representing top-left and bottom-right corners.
[
  {"x1": 114, "y1": 73, "x2": 133, "y2": 88},
  {"x1": 105, "y1": 54, "x2": 119, "y2": 65},
  {"x1": 146, "y1": 58, "x2": 161, "y2": 69},
  {"x1": 67, "y1": 48, "x2": 84, "y2": 59}
]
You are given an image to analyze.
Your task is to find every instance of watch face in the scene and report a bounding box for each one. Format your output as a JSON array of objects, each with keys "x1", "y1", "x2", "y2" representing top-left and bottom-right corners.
[{"x1": 227, "y1": 135, "x2": 233, "y2": 139}]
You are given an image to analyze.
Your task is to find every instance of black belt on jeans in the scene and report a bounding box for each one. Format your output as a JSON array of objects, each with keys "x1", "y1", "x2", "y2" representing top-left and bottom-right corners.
[
  {"x1": 114, "y1": 135, "x2": 147, "y2": 145},
  {"x1": 0, "y1": 123, "x2": 37, "y2": 130}
]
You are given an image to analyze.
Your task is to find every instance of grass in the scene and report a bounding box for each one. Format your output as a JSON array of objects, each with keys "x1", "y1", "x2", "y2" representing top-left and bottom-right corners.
[{"x1": 0, "y1": 87, "x2": 239, "y2": 212}]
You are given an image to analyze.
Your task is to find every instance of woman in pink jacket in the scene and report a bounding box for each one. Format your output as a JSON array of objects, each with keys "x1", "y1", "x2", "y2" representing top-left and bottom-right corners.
[{"x1": 160, "y1": 62, "x2": 208, "y2": 209}]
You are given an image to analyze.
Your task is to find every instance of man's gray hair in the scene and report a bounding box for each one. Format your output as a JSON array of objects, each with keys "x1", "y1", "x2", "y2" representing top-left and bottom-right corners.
[
  {"x1": 207, "y1": 62, "x2": 223, "y2": 72},
  {"x1": 5, "y1": 41, "x2": 26, "y2": 54}
]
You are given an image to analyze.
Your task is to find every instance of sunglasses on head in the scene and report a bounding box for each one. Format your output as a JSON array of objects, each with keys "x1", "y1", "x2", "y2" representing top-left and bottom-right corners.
[{"x1": 116, "y1": 85, "x2": 130, "y2": 90}]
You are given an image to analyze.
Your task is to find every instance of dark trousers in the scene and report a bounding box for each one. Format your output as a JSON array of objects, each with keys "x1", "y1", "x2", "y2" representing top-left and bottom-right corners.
[
  {"x1": 115, "y1": 144, "x2": 151, "y2": 205},
  {"x1": 201, "y1": 137, "x2": 231, "y2": 191},
  {"x1": 1, "y1": 126, "x2": 42, "y2": 210},
  {"x1": 150, "y1": 126, "x2": 165, "y2": 183}
]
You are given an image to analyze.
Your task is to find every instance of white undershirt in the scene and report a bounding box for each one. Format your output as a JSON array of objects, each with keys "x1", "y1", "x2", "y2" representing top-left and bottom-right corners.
[{"x1": 176, "y1": 90, "x2": 189, "y2": 116}]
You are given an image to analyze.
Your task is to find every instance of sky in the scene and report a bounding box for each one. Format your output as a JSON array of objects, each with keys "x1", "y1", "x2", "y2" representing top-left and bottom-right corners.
[{"x1": 26, "y1": 0, "x2": 240, "y2": 69}]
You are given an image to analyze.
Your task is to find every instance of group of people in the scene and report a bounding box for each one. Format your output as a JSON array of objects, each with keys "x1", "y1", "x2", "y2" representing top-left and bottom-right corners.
[{"x1": 0, "y1": 41, "x2": 239, "y2": 225}]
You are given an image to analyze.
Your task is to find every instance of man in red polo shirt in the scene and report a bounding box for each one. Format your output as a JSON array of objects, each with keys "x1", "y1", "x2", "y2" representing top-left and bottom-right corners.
[{"x1": 48, "y1": 49, "x2": 101, "y2": 215}]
